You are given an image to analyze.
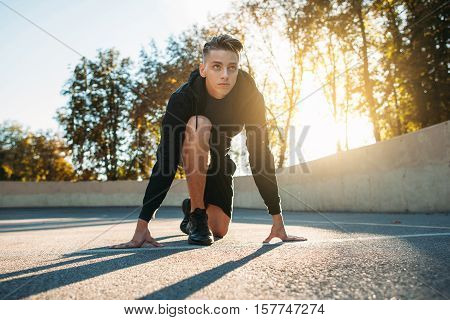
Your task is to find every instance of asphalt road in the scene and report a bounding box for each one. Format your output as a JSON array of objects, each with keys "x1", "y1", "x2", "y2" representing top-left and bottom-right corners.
[{"x1": 0, "y1": 206, "x2": 449, "y2": 300}]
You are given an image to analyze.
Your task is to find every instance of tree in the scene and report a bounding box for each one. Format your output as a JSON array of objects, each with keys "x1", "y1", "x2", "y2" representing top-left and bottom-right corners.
[
  {"x1": 351, "y1": 0, "x2": 382, "y2": 141},
  {"x1": 0, "y1": 121, "x2": 75, "y2": 181},
  {"x1": 240, "y1": 0, "x2": 319, "y2": 168},
  {"x1": 57, "y1": 49, "x2": 135, "y2": 180},
  {"x1": 402, "y1": 0, "x2": 449, "y2": 128},
  {"x1": 133, "y1": 30, "x2": 206, "y2": 180}
]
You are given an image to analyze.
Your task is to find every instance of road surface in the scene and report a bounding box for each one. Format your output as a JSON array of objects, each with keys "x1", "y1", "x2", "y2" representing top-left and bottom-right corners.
[{"x1": 0, "y1": 206, "x2": 449, "y2": 299}]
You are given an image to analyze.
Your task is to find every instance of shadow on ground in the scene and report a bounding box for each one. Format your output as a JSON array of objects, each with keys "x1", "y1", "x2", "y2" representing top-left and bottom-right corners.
[
  {"x1": 1, "y1": 207, "x2": 449, "y2": 299},
  {"x1": 0, "y1": 238, "x2": 193, "y2": 299},
  {"x1": 139, "y1": 244, "x2": 280, "y2": 299},
  {"x1": 0, "y1": 237, "x2": 281, "y2": 300}
]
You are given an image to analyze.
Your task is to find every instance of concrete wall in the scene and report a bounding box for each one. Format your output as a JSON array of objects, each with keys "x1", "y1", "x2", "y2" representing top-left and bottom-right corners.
[
  {"x1": 1, "y1": 121, "x2": 449, "y2": 213},
  {"x1": 235, "y1": 121, "x2": 450, "y2": 213}
]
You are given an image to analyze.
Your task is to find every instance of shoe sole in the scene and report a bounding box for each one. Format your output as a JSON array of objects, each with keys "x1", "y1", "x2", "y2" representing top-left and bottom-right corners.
[{"x1": 188, "y1": 238, "x2": 214, "y2": 246}]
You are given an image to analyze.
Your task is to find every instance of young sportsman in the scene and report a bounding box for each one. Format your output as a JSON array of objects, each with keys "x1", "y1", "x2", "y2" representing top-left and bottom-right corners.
[{"x1": 112, "y1": 34, "x2": 307, "y2": 247}]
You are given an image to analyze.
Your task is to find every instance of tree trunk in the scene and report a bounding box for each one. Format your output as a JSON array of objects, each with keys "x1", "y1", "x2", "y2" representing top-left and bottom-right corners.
[{"x1": 353, "y1": 0, "x2": 381, "y2": 142}]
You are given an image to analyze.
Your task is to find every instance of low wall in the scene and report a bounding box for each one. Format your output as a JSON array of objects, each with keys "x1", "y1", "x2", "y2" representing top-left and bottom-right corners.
[{"x1": 1, "y1": 121, "x2": 449, "y2": 213}]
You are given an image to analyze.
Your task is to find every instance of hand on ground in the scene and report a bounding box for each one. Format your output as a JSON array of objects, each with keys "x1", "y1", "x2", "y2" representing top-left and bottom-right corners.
[
  {"x1": 111, "y1": 229, "x2": 163, "y2": 249},
  {"x1": 263, "y1": 225, "x2": 307, "y2": 243}
]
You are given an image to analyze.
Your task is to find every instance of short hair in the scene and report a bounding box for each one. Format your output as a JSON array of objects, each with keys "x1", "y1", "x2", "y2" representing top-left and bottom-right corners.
[{"x1": 202, "y1": 34, "x2": 243, "y2": 62}]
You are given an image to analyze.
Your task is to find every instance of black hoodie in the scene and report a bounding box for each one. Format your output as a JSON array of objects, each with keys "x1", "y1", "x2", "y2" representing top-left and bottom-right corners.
[{"x1": 138, "y1": 68, "x2": 282, "y2": 221}]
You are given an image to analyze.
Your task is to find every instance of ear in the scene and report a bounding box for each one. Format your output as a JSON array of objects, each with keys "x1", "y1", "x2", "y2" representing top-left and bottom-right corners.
[{"x1": 199, "y1": 62, "x2": 206, "y2": 78}]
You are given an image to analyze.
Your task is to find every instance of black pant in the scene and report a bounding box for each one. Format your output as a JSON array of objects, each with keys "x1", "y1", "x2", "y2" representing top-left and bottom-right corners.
[{"x1": 202, "y1": 153, "x2": 237, "y2": 218}]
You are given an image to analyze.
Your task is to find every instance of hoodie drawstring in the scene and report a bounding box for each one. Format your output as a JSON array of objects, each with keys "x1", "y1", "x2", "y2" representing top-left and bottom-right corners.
[{"x1": 194, "y1": 100, "x2": 198, "y2": 131}]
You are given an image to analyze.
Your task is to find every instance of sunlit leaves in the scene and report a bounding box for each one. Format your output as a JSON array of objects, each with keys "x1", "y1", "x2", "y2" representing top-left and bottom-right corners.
[{"x1": 0, "y1": 122, "x2": 75, "y2": 181}]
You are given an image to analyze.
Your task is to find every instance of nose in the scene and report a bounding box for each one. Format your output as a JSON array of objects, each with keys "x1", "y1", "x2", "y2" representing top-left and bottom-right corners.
[{"x1": 221, "y1": 68, "x2": 229, "y2": 80}]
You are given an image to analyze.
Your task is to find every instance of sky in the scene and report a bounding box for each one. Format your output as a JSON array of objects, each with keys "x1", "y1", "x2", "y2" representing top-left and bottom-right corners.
[
  {"x1": 0, "y1": 0, "x2": 375, "y2": 174},
  {"x1": 0, "y1": 0, "x2": 230, "y2": 132}
]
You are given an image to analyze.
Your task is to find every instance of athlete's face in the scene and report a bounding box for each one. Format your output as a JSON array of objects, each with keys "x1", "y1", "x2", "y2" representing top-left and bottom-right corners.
[{"x1": 199, "y1": 49, "x2": 239, "y2": 99}]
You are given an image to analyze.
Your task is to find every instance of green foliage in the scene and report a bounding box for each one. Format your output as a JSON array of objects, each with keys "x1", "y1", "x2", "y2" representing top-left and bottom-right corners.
[
  {"x1": 46, "y1": 1, "x2": 448, "y2": 180},
  {"x1": 242, "y1": 0, "x2": 449, "y2": 145},
  {"x1": 57, "y1": 49, "x2": 135, "y2": 181},
  {"x1": 132, "y1": 27, "x2": 212, "y2": 179},
  {"x1": 373, "y1": 0, "x2": 449, "y2": 138},
  {"x1": 0, "y1": 121, "x2": 75, "y2": 181}
]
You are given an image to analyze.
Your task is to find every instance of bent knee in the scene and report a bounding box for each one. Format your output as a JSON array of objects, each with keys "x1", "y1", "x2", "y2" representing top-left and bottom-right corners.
[
  {"x1": 212, "y1": 227, "x2": 228, "y2": 238},
  {"x1": 186, "y1": 115, "x2": 211, "y2": 133},
  {"x1": 184, "y1": 116, "x2": 212, "y2": 152}
]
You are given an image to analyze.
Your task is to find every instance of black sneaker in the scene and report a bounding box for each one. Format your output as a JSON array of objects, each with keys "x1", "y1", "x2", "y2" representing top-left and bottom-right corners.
[
  {"x1": 180, "y1": 198, "x2": 191, "y2": 235},
  {"x1": 188, "y1": 208, "x2": 214, "y2": 246}
]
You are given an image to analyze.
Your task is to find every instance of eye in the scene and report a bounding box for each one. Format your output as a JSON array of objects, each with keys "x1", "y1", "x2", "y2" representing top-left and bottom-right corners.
[
  {"x1": 213, "y1": 64, "x2": 221, "y2": 70},
  {"x1": 228, "y1": 66, "x2": 237, "y2": 72}
]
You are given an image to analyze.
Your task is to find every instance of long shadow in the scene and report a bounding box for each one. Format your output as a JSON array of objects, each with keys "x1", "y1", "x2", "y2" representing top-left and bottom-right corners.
[
  {"x1": 3, "y1": 207, "x2": 449, "y2": 299},
  {"x1": 139, "y1": 244, "x2": 281, "y2": 300},
  {"x1": 0, "y1": 235, "x2": 182, "y2": 280},
  {"x1": 0, "y1": 239, "x2": 196, "y2": 300}
]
